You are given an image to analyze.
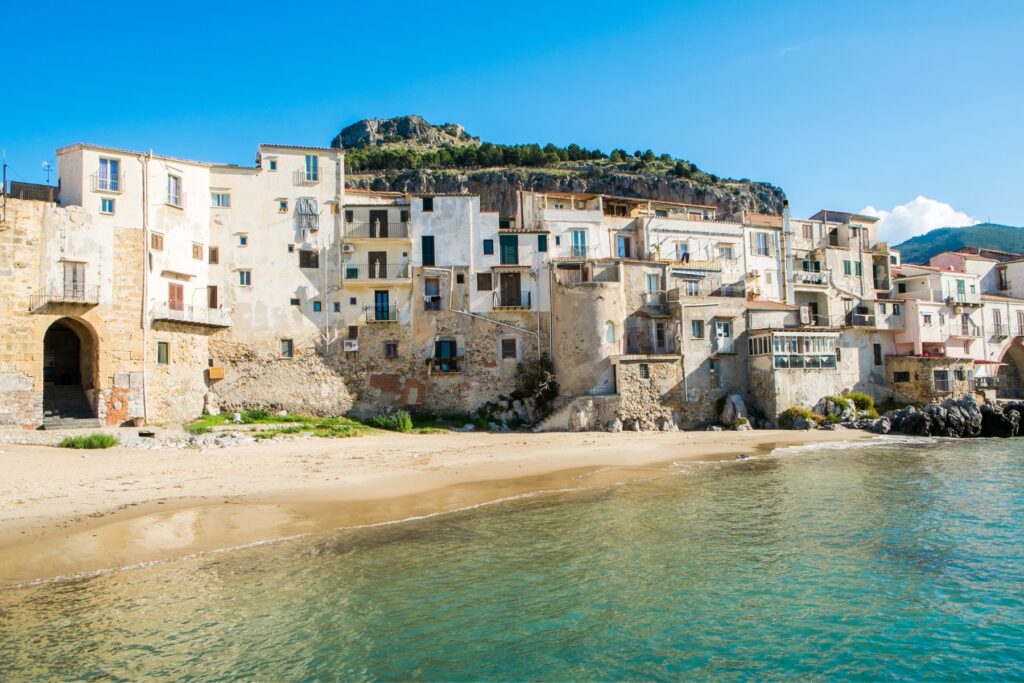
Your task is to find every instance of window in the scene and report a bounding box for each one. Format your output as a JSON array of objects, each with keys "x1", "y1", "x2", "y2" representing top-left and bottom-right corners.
[
  {"x1": 268, "y1": 158, "x2": 278, "y2": 171},
  {"x1": 890, "y1": 255, "x2": 897, "y2": 265},
  {"x1": 897, "y1": 282, "x2": 907, "y2": 293},
  {"x1": 873, "y1": 343, "x2": 882, "y2": 366},
  {"x1": 100, "y1": 198, "x2": 115, "y2": 214},
  {"x1": 167, "y1": 175, "x2": 182, "y2": 207},
  {"x1": 571, "y1": 229, "x2": 587, "y2": 257},
  {"x1": 209, "y1": 247, "x2": 219, "y2": 264},
  {"x1": 843, "y1": 260, "x2": 852, "y2": 276},
  {"x1": 288, "y1": 244, "x2": 295, "y2": 253},
  {"x1": 290, "y1": 298, "x2": 300, "y2": 306},
  {"x1": 97, "y1": 158, "x2": 120, "y2": 191},
  {"x1": 279, "y1": 199, "x2": 288, "y2": 213},
  {"x1": 752, "y1": 232, "x2": 771, "y2": 257},
  {"x1": 422, "y1": 236, "x2": 435, "y2": 266},
  {"x1": 923, "y1": 314, "x2": 932, "y2": 325},
  {"x1": 709, "y1": 359, "x2": 720, "y2": 389},
  {"x1": 802, "y1": 224, "x2": 812, "y2": 240},
  {"x1": 765, "y1": 271, "x2": 773, "y2": 285},
  {"x1": 999, "y1": 268, "x2": 1009, "y2": 290},
  {"x1": 685, "y1": 281, "x2": 701, "y2": 296},
  {"x1": 893, "y1": 371, "x2": 910, "y2": 383},
  {"x1": 168, "y1": 282, "x2": 184, "y2": 311},
  {"x1": 281, "y1": 339, "x2": 294, "y2": 359},
  {"x1": 719, "y1": 246, "x2": 734, "y2": 260},
  {"x1": 483, "y1": 239, "x2": 494, "y2": 255},
  {"x1": 538, "y1": 234, "x2": 548, "y2": 252},
  {"x1": 345, "y1": 209, "x2": 354, "y2": 223},
  {"x1": 385, "y1": 342, "x2": 399, "y2": 359},
  {"x1": 616, "y1": 235, "x2": 631, "y2": 258},
  {"x1": 692, "y1": 320, "x2": 704, "y2": 339},
  {"x1": 211, "y1": 192, "x2": 230, "y2": 208},
  {"x1": 433, "y1": 339, "x2": 458, "y2": 372},
  {"x1": 893, "y1": 303, "x2": 901, "y2": 315},
  {"x1": 333, "y1": 302, "x2": 341, "y2": 312},
  {"x1": 655, "y1": 322, "x2": 667, "y2": 350},
  {"x1": 555, "y1": 235, "x2": 561, "y2": 246},
  {"x1": 934, "y1": 369, "x2": 951, "y2": 392},
  {"x1": 157, "y1": 341, "x2": 169, "y2": 365},
  {"x1": 347, "y1": 325, "x2": 358, "y2": 340},
  {"x1": 456, "y1": 273, "x2": 465, "y2": 284},
  {"x1": 501, "y1": 338, "x2": 517, "y2": 360},
  {"x1": 954, "y1": 369, "x2": 966, "y2": 382},
  {"x1": 151, "y1": 233, "x2": 164, "y2": 251},
  {"x1": 238, "y1": 270, "x2": 251, "y2": 286},
  {"x1": 855, "y1": 262, "x2": 863, "y2": 276},
  {"x1": 192, "y1": 243, "x2": 203, "y2": 260},
  {"x1": 879, "y1": 303, "x2": 887, "y2": 314},
  {"x1": 349, "y1": 297, "x2": 356, "y2": 305},
  {"x1": 304, "y1": 154, "x2": 319, "y2": 181},
  {"x1": 639, "y1": 364, "x2": 650, "y2": 379},
  {"x1": 603, "y1": 322, "x2": 616, "y2": 344},
  {"x1": 299, "y1": 250, "x2": 319, "y2": 268},
  {"x1": 239, "y1": 234, "x2": 249, "y2": 247},
  {"x1": 476, "y1": 273, "x2": 493, "y2": 291},
  {"x1": 312, "y1": 301, "x2": 322, "y2": 312},
  {"x1": 422, "y1": 197, "x2": 434, "y2": 212}
]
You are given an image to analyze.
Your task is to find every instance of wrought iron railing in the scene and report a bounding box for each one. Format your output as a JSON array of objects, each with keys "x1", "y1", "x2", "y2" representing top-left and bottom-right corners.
[
  {"x1": 90, "y1": 173, "x2": 124, "y2": 193},
  {"x1": 152, "y1": 302, "x2": 232, "y2": 327},
  {"x1": 345, "y1": 222, "x2": 410, "y2": 239},
  {"x1": 493, "y1": 290, "x2": 532, "y2": 308},
  {"x1": 29, "y1": 284, "x2": 100, "y2": 311},
  {"x1": 364, "y1": 305, "x2": 399, "y2": 322},
  {"x1": 343, "y1": 262, "x2": 411, "y2": 279},
  {"x1": 293, "y1": 169, "x2": 319, "y2": 184}
]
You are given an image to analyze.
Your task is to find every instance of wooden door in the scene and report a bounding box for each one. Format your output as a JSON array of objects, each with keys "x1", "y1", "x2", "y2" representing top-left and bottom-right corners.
[{"x1": 368, "y1": 251, "x2": 387, "y2": 279}]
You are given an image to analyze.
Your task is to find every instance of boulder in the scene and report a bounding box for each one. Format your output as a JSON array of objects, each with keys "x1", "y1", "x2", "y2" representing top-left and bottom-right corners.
[
  {"x1": 606, "y1": 418, "x2": 623, "y2": 433},
  {"x1": 719, "y1": 394, "x2": 747, "y2": 425},
  {"x1": 791, "y1": 416, "x2": 816, "y2": 431},
  {"x1": 981, "y1": 404, "x2": 1018, "y2": 438},
  {"x1": 821, "y1": 423, "x2": 846, "y2": 431},
  {"x1": 203, "y1": 392, "x2": 221, "y2": 417},
  {"x1": 705, "y1": 425, "x2": 723, "y2": 432}
]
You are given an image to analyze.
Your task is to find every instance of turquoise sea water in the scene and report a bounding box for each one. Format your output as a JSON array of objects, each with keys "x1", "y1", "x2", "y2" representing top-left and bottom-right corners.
[{"x1": 2, "y1": 437, "x2": 1024, "y2": 681}]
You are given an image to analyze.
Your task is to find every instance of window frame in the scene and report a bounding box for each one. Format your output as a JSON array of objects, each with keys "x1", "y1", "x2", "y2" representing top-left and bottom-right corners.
[
  {"x1": 166, "y1": 174, "x2": 183, "y2": 207},
  {"x1": 238, "y1": 270, "x2": 252, "y2": 287},
  {"x1": 156, "y1": 341, "x2": 170, "y2": 365},
  {"x1": 211, "y1": 192, "x2": 231, "y2": 208},
  {"x1": 281, "y1": 338, "x2": 294, "y2": 359},
  {"x1": 100, "y1": 197, "x2": 115, "y2": 214},
  {"x1": 150, "y1": 233, "x2": 164, "y2": 251},
  {"x1": 500, "y1": 338, "x2": 518, "y2": 360},
  {"x1": 208, "y1": 246, "x2": 219, "y2": 264}
]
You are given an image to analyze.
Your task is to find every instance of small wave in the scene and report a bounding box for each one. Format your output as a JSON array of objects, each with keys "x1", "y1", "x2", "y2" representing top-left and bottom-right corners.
[{"x1": 769, "y1": 434, "x2": 935, "y2": 456}]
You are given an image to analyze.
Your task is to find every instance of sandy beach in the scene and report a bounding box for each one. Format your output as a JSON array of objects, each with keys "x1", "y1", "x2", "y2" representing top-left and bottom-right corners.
[{"x1": 0, "y1": 429, "x2": 871, "y2": 586}]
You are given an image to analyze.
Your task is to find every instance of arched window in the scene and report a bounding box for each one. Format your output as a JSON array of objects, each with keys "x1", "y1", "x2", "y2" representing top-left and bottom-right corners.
[{"x1": 603, "y1": 321, "x2": 616, "y2": 344}]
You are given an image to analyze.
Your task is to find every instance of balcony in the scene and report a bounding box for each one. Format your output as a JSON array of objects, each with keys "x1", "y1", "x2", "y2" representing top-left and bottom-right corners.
[
  {"x1": 935, "y1": 290, "x2": 982, "y2": 306},
  {"x1": 643, "y1": 291, "x2": 670, "y2": 316},
  {"x1": 794, "y1": 270, "x2": 829, "y2": 287},
  {"x1": 672, "y1": 259, "x2": 722, "y2": 272},
  {"x1": 345, "y1": 222, "x2": 410, "y2": 240},
  {"x1": 364, "y1": 305, "x2": 399, "y2": 323},
  {"x1": 430, "y1": 358, "x2": 462, "y2": 374},
  {"x1": 873, "y1": 278, "x2": 891, "y2": 291},
  {"x1": 423, "y1": 295, "x2": 443, "y2": 311},
  {"x1": 29, "y1": 284, "x2": 100, "y2": 312},
  {"x1": 993, "y1": 323, "x2": 1009, "y2": 338},
  {"x1": 565, "y1": 245, "x2": 597, "y2": 259},
  {"x1": 494, "y1": 290, "x2": 532, "y2": 309},
  {"x1": 975, "y1": 376, "x2": 1001, "y2": 390},
  {"x1": 847, "y1": 312, "x2": 876, "y2": 327},
  {"x1": 293, "y1": 169, "x2": 319, "y2": 185},
  {"x1": 90, "y1": 173, "x2": 124, "y2": 194},
  {"x1": 624, "y1": 340, "x2": 678, "y2": 356},
  {"x1": 950, "y1": 322, "x2": 982, "y2": 338},
  {"x1": 343, "y1": 263, "x2": 411, "y2": 281},
  {"x1": 152, "y1": 302, "x2": 232, "y2": 328}
]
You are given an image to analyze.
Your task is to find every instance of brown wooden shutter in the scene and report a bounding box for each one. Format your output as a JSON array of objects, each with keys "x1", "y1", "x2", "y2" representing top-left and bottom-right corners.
[{"x1": 169, "y1": 283, "x2": 184, "y2": 311}]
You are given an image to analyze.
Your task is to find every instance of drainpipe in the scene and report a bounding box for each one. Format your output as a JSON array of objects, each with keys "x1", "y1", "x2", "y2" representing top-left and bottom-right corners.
[
  {"x1": 782, "y1": 201, "x2": 795, "y2": 305},
  {"x1": 139, "y1": 152, "x2": 151, "y2": 423}
]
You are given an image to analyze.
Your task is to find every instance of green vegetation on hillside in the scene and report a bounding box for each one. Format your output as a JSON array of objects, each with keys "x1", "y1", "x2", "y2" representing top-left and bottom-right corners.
[
  {"x1": 895, "y1": 223, "x2": 1024, "y2": 264},
  {"x1": 345, "y1": 142, "x2": 725, "y2": 183}
]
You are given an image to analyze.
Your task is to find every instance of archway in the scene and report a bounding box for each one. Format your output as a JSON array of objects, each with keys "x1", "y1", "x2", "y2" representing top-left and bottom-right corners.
[
  {"x1": 997, "y1": 341, "x2": 1024, "y2": 399},
  {"x1": 42, "y1": 318, "x2": 98, "y2": 421}
]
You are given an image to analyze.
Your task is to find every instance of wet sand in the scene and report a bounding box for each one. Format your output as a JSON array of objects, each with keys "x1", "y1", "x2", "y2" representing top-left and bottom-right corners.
[{"x1": 0, "y1": 429, "x2": 871, "y2": 586}]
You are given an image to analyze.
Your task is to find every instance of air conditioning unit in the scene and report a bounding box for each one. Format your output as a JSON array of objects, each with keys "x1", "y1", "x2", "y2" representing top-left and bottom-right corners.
[
  {"x1": 800, "y1": 306, "x2": 811, "y2": 325},
  {"x1": 342, "y1": 244, "x2": 355, "y2": 254},
  {"x1": 344, "y1": 340, "x2": 359, "y2": 352}
]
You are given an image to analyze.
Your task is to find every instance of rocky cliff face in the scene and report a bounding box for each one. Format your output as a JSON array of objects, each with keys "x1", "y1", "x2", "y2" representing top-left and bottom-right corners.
[
  {"x1": 332, "y1": 115, "x2": 478, "y2": 150},
  {"x1": 346, "y1": 168, "x2": 784, "y2": 219},
  {"x1": 333, "y1": 115, "x2": 786, "y2": 218}
]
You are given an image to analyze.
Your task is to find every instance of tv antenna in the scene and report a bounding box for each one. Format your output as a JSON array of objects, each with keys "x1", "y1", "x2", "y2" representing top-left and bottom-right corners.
[{"x1": 41, "y1": 161, "x2": 54, "y2": 184}]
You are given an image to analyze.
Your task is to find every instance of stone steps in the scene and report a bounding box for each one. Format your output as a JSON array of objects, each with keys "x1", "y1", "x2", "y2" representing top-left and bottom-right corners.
[
  {"x1": 42, "y1": 385, "x2": 98, "y2": 426},
  {"x1": 41, "y1": 417, "x2": 104, "y2": 430}
]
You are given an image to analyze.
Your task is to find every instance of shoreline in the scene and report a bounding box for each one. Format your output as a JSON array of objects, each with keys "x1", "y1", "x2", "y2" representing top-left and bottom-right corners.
[{"x1": 0, "y1": 429, "x2": 872, "y2": 587}]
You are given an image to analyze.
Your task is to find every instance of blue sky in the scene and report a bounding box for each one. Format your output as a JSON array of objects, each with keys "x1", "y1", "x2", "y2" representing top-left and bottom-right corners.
[{"x1": 3, "y1": 0, "x2": 1021, "y2": 242}]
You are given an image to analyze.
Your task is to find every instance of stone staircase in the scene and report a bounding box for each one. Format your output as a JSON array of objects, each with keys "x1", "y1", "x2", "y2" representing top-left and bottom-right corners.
[{"x1": 42, "y1": 385, "x2": 102, "y2": 430}]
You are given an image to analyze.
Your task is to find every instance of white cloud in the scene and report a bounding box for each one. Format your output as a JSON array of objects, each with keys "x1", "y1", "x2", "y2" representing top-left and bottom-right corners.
[{"x1": 860, "y1": 196, "x2": 978, "y2": 244}]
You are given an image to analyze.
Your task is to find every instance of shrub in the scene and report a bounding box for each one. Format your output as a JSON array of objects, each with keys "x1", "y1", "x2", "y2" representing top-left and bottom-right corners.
[
  {"x1": 241, "y1": 409, "x2": 272, "y2": 423},
  {"x1": 514, "y1": 354, "x2": 559, "y2": 419},
  {"x1": 777, "y1": 407, "x2": 816, "y2": 429},
  {"x1": 844, "y1": 392, "x2": 875, "y2": 412},
  {"x1": 58, "y1": 433, "x2": 118, "y2": 449},
  {"x1": 370, "y1": 410, "x2": 413, "y2": 433}
]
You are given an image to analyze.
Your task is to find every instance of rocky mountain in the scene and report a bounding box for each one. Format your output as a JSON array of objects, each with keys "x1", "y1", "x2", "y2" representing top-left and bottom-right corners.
[
  {"x1": 894, "y1": 223, "x2": 1024, "y2": 264},
  {"x1": 331, "y1": 115, "x2": 786, "y2": 218}
]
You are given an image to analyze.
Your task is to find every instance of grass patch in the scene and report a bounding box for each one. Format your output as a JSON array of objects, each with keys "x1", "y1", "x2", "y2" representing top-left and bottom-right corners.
[
  {"x1": 369, "y1": 411, "x2": 413, "y2": 433},
  {"x1": 844, "y1": 392, "x2": 875, "y2": 413},
  {"x1": 185, "y1": 412, "x2": 376, "y2": 439},
  {"x1": 58, "y1": 433, "x2": 118, "y2": 449}
]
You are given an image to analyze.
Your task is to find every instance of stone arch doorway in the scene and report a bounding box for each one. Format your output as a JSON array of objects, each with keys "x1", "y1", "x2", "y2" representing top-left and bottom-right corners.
[
  {"x1": 997, "y1": 341, "x2": 1024, "y2": 399},
  {"x1": 42, "y1": 317, "x2": 98, "y2": 423}
]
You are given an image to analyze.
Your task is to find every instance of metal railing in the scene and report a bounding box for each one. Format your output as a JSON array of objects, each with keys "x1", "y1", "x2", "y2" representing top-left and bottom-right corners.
[
  {"x1": 993, "y1": 323, "x2": 1009, "y2": 338},
  {"x1": 712, "y1": 338, "x2": 735, "y2": 354},
  {"x1": 431, "y1": 358, "x2": 462, "y2": 373},
  {"x1": 974, "y1": 376, "x2": 1000, "y2": 390},
  {"x1": 166, "y1": 191, "x2": 186, "y2": 209},
  {"x1": 293, "y1": 169, "x2": 320, "y2": 185},
  {"x1": 873, "y1": 279, "x2": 891, "y2": 291},
  {"x1": 29, "y1": 284, "x2": 100, "y2": 311},
  {"x1": 794, "y1": 270, "x2": 829, "y2": 286},
  {"x1": 952, "y1": 322, "x2": 982, "y2": 337},
  {"x1": 90, "y1": 173, "x2": 124, "y2": 193},
  {"x1": 494, "y1": 290, "x2": 532, "y2": 308},
  {"x1": 625, "y1": 340, "x2": 678, "y2": 355},
  {"x1": 568, "y1": 245, "x2": 594, "y2": 258},
  {"x1": 848, "y1": 312, "x2": 876, "y2": 327},
  {"x1": 345, "y1": 222, "x2": 410, "y2": 239},
  {"x1": 343, "y1": 262, "x2": 411, "y2": 279},
  {"x1": 364, "y1": 305, "x2": 399, "y2": 322},
  {"x1": 423, "y1": 295, "x2": 443, "y2": 311},
  {"x1": 152, "y1": 302, "x2": 232, "y2": 327},
  {"x1": 672, "y1": 258, "x2": 723, "y2": 272}
]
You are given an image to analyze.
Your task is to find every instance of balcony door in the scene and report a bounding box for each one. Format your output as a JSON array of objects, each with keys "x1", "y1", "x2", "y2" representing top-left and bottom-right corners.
[
  {"x1": 63, "y1": 262, "x2": 85, "y2": 299},
  {"x1": 168, "y1": 283, "x2": 184, "y2": 312},
  {"x1": 715, "y1": 320, "x2": 733, "y2": 353},
  {"x1": 499, "y1": 235, "x2": 519, "y2": 265},
  {"x1": 571, "y1": 230, "x2": 587, "y2": 258},
  {"x1": 374, "y1": 291, "x2": 390, "y2": 321},
  {"x1": 369, "y1": 210, "x2": 389, "y2": 238},
  {"x1": 499, "y1": 272, "x2": 521, "y2": 307},
  {"x1": 368, "y1": 251, "x2": 387, "y2": 279},
  {"x1": 207, "y1": 285, "x2": 218, "y2": 309}
]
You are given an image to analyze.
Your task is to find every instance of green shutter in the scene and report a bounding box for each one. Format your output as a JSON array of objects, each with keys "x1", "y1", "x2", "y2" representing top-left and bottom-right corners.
[
  {"x1": 537, "y1": 234, "x2": 548, "y2": 252},
  {"x1": 499, "y1": 235, "x2": 519, "y2": 265},
  {"x1": 421, "y1": 236, "x2": 435, "y2": 266}
]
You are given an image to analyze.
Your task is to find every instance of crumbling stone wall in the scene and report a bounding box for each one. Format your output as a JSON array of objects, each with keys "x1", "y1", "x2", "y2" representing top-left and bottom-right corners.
[
  {"x1": 885, "y1": 355, "x2": 973, "y2": 404},
  {"x1": 147, "y1": 322, "x2": 216, "y2": 424}
]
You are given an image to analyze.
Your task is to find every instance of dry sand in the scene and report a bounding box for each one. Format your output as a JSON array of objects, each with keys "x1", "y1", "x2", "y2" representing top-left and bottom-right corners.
[{"x1": 0, "y1": 428, "x2": 872, "y2": 586}]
